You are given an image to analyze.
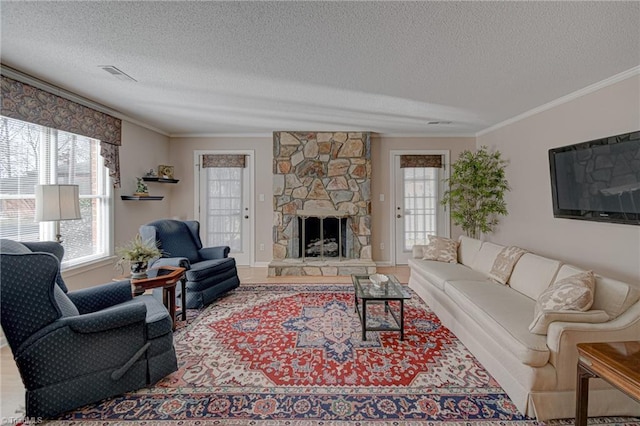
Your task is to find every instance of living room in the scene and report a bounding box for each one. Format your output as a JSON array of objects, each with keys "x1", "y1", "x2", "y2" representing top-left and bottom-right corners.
[{"x1": 1, "y1": 1, "x2": 639, "y2": 424}]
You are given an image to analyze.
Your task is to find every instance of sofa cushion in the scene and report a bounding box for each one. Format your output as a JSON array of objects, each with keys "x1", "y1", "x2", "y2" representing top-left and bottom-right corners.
[
  {"x1": 457, "y1": 236, "x2": 482, "y2": 267},
  {"x1": 422, "y1": 236, "x2": 458, "y2": 263},
  {"x1": 555, "y1": 265, "x2": 640, "y2": 319},
  {"x1": 509, "y1": 253, "x2": 562, "y2": 300},
  {"x1": 408, "y1": 258, "x2": 488, "y2": 290},
  {"x1": 187, "y1": 257, "x2": 236, "y2": 282},
  {"x1": 470, "y1": 242, "x2": 505, "y2": 276},
  {"x1": 488, "y1": 246, "x2": 528, "y2": 285},
  {"x1": 445, "y1": 280, "x2": 550, "y2": 367}
]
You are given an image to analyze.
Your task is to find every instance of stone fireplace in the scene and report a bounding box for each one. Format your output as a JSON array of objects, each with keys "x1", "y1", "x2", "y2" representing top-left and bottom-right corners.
[{"x1": 268, "y1": 131, "x2": 376, "y2": 276}]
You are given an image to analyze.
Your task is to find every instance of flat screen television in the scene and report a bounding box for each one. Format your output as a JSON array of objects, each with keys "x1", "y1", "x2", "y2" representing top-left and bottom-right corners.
[{"x1": 548, "y1": 130, "x2": 640, "y2": 225}]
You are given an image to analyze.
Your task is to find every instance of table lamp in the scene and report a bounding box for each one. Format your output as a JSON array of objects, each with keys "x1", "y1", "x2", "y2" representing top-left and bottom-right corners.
[{"x1": 35, "y1": 184, "x2": 81, "y2": 243}]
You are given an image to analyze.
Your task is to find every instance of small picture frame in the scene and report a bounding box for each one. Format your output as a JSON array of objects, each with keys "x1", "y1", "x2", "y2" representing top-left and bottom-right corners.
[{"x1": 158, "y1": 165, "x2": 174, "y2": 179}]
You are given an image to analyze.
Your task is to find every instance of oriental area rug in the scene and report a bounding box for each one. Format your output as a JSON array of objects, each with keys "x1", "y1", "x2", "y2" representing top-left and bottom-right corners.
[{"x1": 49, "y1": 284, "x2": 638, "y2": 425}]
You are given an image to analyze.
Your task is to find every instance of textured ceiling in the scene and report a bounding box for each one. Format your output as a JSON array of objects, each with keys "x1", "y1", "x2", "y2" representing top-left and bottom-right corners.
[{"x1": 1, "y1": 1, "x2": 639, "y2": 136}]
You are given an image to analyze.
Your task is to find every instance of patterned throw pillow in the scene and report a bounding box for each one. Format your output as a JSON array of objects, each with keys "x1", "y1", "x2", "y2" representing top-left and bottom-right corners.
[
  {"x1": 489, "y1": 246, "x2": 528, "y2": 285},
  {"x1": 422, "y1": 236, "x2": 458, "y2": 263},
  {"x1": 530, "y1": 271, "x2": 596, "y2": 334}
]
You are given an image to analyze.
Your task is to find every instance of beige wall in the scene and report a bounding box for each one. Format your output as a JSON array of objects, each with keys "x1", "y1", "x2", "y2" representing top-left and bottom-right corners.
[
  {"x1": 63, "y1": 121, "x2": 171, "y2": 289},
  {"x1": 477, "y1": 75, "x2": 640, "y2": 283},
  {"x1": 168, "y1": 135, "x2": 475, "y2": 265},
  {"x1": 370, "y1": 135, "x2": 476, "y2": 263},
  {"x1": 167, "y1": 136, "x2": 274, "y2": 263}
]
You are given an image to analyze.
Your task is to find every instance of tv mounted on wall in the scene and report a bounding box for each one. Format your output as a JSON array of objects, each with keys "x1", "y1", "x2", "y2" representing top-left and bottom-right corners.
[{"x1": 549, "y1": 130, "x2": 640, "y2": 225}]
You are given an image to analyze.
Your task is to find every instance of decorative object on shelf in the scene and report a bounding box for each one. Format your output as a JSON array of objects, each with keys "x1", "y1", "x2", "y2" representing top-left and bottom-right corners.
[
  {"x1": 134, "y1": 177, "x2": 149, "y2": 197},
  {"x1": 34, "y1": 184, "x2": 82, "y2": 243},
  {"x1": 116, "y1": 233, "x2": 163, "y2": 278},
  {"x1": 144, "y1": 168, "x2": 157, "y2": 178},
  {"x1": 158, "y1": 164, "x2": 175, "y2": 180},
  {"x1": 442, "y1": 146, "x2": 510, "y2": 239}
]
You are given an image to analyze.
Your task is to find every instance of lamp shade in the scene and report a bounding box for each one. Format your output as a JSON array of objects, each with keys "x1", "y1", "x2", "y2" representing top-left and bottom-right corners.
[{"x1": 35, "y1": 184, "x2": 81, "y2": 222}]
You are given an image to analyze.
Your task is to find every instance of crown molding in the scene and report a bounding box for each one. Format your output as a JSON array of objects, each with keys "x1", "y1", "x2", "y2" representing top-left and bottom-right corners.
[
  {"x1": 477, "y1": 66, "x2": 640, "y2": 137},
  {"x1": 169, "y1": 132, "x2": 272, "y2": 138}
]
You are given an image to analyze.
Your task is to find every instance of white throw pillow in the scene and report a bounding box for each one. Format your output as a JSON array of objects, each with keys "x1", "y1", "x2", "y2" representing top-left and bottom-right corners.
[
  {"x1": 422, "y1": 236, "x2": 458, "y2": 263},
  {"x1": 488, "y1": 246, "x2": 528, "y2": 285},
  {"x1": 530, "y1": 271, "x2": 598, "y2": 334}
]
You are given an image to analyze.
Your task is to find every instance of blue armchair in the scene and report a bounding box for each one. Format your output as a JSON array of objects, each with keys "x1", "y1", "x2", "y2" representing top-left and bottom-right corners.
[
  {"x1": 0, "y1": 239, "x2": 178, "y2": 418},
  {"x1": 139, "y1": 219, "x2": 240, "y2": 309}
]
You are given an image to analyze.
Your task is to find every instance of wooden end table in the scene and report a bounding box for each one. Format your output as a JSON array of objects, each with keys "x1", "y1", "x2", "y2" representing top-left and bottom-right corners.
[
  {"x1": 131, "y1": 266, "x2": 186, "y2": 330},
  {"x1": 576, "y1": 341, "x2": 640, "y2": 426}
]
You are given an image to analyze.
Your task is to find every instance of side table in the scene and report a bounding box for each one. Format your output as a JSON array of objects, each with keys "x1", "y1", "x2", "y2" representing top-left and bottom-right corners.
[
  {"x1": 131, "y1": 266, "x2": 187, "y2": 330},
  {"x1": 576, "y1": 341, "x2": 640, "y2": 426}
]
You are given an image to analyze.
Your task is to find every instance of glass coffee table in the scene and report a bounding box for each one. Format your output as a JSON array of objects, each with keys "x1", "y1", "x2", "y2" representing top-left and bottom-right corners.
[{"x1": 351, "y1": 274, "x2": 411, "y2": 341}]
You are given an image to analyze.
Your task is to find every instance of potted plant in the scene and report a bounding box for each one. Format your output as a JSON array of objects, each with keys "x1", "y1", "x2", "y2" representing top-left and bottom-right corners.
[
  {"x1": 441, "y1": 146, "x2": 510, "y2": 239},
  {"x1": 116, "y1": 233, "x2": 162, "y2": 278}
]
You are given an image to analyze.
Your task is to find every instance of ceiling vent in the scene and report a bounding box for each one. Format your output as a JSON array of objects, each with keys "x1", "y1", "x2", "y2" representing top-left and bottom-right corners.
[
  {"x1": 98, "y1": 66, "x2": 137, "y2": 82},
  {"x1": 427, "y1": 121, "x2": 452, "y2": 125}
]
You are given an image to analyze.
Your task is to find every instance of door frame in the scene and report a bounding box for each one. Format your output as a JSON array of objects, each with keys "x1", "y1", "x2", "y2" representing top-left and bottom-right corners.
[
  {"x1": 389, "y1": 149, "x2": 451, "y2": 265},
  {"x1": 193, "y1": 149, "x2": 255, "y2": 266}
]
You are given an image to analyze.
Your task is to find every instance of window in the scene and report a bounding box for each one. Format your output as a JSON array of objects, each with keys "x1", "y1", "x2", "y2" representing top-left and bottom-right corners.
[{"x1": 0, "y1": 116, "x2": 112, "y2": 268}]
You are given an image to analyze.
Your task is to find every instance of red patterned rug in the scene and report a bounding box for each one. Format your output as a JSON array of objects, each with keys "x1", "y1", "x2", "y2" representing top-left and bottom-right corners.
[{"x1": 50, "y1": 284, "x2": 638, "y2": 425}]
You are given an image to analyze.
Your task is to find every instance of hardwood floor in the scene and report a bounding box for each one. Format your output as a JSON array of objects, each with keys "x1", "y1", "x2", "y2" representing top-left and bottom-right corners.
[{"x1": 0, "y1": 266, "x2": 410, "y2": 420}]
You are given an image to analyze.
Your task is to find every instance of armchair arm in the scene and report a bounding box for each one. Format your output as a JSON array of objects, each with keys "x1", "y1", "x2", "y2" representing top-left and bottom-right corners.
[
  {"x1": 67, "y1": 279, "x2": 133, "y2": 314},
  {"x1": 62, "y1": 302, "x2": 147, "y2": 334},
  {"x1": 199, "y1": 246, "x2": 230, "y2": 260},
  {"x1": 150, "y1": 256, "x2": 190, "y2": 269}
]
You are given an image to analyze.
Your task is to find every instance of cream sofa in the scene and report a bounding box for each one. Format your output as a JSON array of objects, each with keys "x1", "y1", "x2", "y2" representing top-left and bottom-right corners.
[{"x1": 408, "y1": 236, "x2": 640, "y2": 421}]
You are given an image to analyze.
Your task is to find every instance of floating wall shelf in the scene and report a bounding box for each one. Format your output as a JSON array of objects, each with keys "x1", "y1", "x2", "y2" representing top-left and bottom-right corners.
[
  {"x1": 121, "y1": 195, "x2": 164, "y2": 201},
  {"x1": 142, "y1": 177, "x2": 179, "y2": 184}
]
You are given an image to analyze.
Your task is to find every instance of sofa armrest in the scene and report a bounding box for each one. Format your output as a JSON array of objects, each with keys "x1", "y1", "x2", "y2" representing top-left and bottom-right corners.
[
  {"x1": 151, "y1": 257, "x2": 190, "y2": 269},
  {"x1": 199, "y1": 246, "x2": 230, "y2": 260},
  {"x1": 62, "y1": 303, "x2": 147, "y2": 334},
  {"x1": 412, "y1": 245, "x2": 427, "y2": 259},
  {"x1": 546, "y1": 301, "x2": 640, "y2": 389},
  {"x1": 67, "y1": 280, "x2": 133, "y2": 314}
]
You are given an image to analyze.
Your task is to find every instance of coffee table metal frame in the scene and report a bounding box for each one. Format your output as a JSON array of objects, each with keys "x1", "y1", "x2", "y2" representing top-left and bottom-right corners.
[{"x1": 351, "y1": 274, "x2": 411, "y2": 341}]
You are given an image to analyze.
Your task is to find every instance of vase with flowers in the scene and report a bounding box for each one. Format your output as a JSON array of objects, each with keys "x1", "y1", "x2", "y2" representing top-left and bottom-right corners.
[{"x1": 116, "y1": 234, "x2": 162, "y2": 278}]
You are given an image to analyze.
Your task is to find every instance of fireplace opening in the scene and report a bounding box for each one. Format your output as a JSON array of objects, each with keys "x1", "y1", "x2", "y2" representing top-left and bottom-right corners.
[{"x1": 298, "y1": 217, "x2": 347, "y2": 258}]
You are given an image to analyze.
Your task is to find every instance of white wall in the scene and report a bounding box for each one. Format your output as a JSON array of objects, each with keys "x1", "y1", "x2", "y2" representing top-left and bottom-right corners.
[
  {"x1": 63, "y1": 120, "x2": 171, "y2": 289},
  {"x1": 477, "y1": 75, "x2": 640, "y2": 283}
]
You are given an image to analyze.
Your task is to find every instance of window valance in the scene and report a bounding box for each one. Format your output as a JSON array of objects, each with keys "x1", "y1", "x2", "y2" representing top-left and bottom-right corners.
[
  {"x1": 1, "y1": 75, "x2": 122, "y2": 187},
  {"x1": 202, "y1": 154, "x2": 246, "y2": 168},
  {"x1": 400, "y1": 155, "x2": 443, "y2": 168}
]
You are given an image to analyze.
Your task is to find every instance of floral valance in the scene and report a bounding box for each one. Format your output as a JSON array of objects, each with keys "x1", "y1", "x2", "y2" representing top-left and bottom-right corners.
[
  {"x1": 1, "y1": 75, "x2": 122, "y2": 187},
  {"x1": 202, "y1": 154, "x2": 246, "y2": 168},
  {"x1": 400, "y1": 155, "x2": 443, "y2": 168}
]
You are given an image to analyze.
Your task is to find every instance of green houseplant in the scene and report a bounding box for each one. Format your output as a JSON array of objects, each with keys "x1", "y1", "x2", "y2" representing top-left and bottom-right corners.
[
  {"x1": 116, "y1": 233, "x2": 162, "y2": 278},
  {"x1": 442, "y1": 146, "x2": 510, "y2": 239}
]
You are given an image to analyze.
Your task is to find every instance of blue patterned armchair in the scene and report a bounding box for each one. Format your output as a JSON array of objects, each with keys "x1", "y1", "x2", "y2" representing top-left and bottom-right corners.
[
  {"x1": 0, "y1": 239, "x2": 178, "y2": 418},
  {"x1": 139, "y1": 219, "x2": 240, "y2": 309}
]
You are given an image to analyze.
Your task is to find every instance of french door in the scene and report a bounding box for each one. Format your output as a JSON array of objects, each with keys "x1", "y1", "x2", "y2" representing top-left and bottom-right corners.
[
  {"x1": 391, "y1": 151, "x2": 449, "y2": 264},
  {"x1": 196, "y1": 151, "x2": 253, "y2": 266}
]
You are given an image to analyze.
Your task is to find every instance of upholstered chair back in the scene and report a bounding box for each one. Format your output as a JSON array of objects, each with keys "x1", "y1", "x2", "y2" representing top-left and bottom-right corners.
[
  {"x1": 0, "y1": 239, "x2": 69, "y2": 292},
  {"x1": 140, "y1": 219, "x2": 204, "y2": 264},
  {"x1": 0, "y1": 253, "x2": 67, "y2": 351}
]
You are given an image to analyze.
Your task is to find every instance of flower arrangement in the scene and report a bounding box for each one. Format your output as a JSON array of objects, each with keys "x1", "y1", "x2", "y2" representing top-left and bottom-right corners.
[{"x1": 116, "y1": 234, "x2": 162, "y2": 265}]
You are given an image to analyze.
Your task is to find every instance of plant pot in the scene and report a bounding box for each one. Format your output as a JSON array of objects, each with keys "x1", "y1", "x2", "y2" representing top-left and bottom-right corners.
[{"x1": 130, "y1": 261, "x2": 148, "y2": 279}]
